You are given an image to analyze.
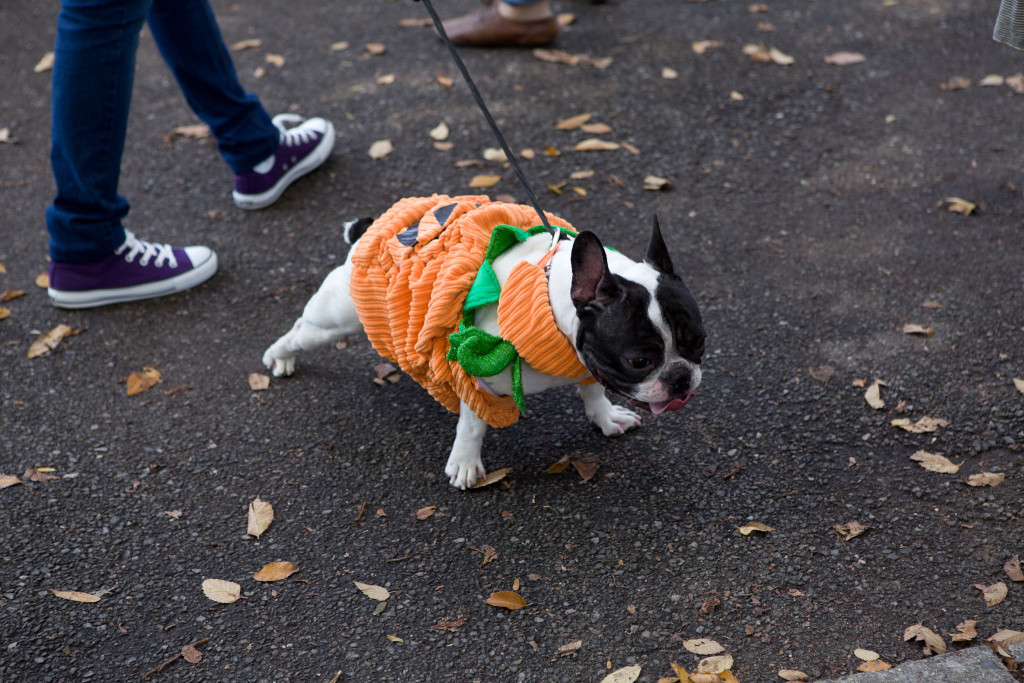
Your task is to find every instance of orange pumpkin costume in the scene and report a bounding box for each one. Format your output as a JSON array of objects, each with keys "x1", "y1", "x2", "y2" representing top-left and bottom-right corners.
[{"x1": 348, "y1": 194, "x2": 593, "y2": 428}]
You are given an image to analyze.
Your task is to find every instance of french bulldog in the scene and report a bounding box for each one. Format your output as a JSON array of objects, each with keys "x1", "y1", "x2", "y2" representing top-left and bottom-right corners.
[{"x1": 262, "y1": 197, "x2": 705, "y2": 489}]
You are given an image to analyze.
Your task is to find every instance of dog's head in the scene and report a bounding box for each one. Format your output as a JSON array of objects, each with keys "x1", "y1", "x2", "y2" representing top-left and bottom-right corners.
[{"x1": 569, "y1": 216, "x2": 705, "y2": 414}]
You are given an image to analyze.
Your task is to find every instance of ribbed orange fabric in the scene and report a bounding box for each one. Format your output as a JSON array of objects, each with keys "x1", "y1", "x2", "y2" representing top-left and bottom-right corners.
[{"x1": 348, "y1": 195, "x2": 589, "y2": 428}]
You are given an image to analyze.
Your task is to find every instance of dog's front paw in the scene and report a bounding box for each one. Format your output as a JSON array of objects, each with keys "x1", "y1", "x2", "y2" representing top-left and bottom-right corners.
[
  {"x1": 262, "y1": 346, "x2": 295, "y2": 377},
  {"x1": 592, "y1": 404, "x2": 642, "y2": 437},
  {"x1": 445, "y1": 450, "x2": 486, "y2": 490}
]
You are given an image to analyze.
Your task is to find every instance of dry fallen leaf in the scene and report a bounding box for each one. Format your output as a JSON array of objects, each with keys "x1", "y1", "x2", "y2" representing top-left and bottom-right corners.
[
  {"x1": 904, "y1": 623, "x2": 946, "y2": 654},
  {"x1": 743, "y1": 43, "x2": 793, "y2": 65},
  {"x1": 950, "y1": 619, "x2": 978, "y2": 642},
  {"x1": 854, "y1": 648, "x2": 880, "y2": 661},
  {"x1": 0, "y1": 475, "x2": 22, "y2": 489},
  {"x1": 571, "y1": 458, "x2": 601, "y2": 482},
  {"x1": 572, "y1": 138, "x2": 621, "y2": 152},
  {"x1": 834, "y1": 520, "x2": 869, "y2": 541},
  {"x1": 940, "y1": 76, "x2": 972, "y2": 91},
  {"x1": 692, "y1": 40, "x2": 724, "y2": 54},
  {"x1": 864, "y1": 379, "x2": 886, "y2": 410},
  {"x1": 778, "y1": 671, "x2": 809, "y2": 682},
  {"x1": 0, "y1": 307, "x2": 10, "y2": 321},
  {"x1": 470, "y1": 467, "x2": 510, "y2": 488},
  {"x1": 581, "y1": 122, "x2": 613, "y2": 135},
  {"x1": 247, "y1": 496, "x2": 274, "y2": 538},
  {"x1": 644, "y1": 175, "x2": 671, "y2": 191},
  {"x1": 556, "y1": 113, "x2": 592, "y2": 130},
  {"x1": 126, "y1": 367, "x2": 162, "y2": 396},
  {"x1": 944, "y1": 197, "x2": 977, "y2": 215},
  {"x1": 989, "y1": 629, "x2": 1024, "y2": 650},
  {"x1": 469, "y1": 174, "x2": 502, "y2": 188},
  {"x1": 354, "y1": 581, "x2": 390, "y2": 602},
  {"x1": 181, "y1": 644, "x2": 202, "y2": 664},
  {"x1": 248, "y1": 373, "x2": 270, "y2": 391},
  {"x1": 202, "y1": 578, "x2": 241, "y2": 604},
  {"x1": 697, "y1": 654, "x2": 733, "y2": 675},
  {"x1": 809, "y1": 365, "x2": 835, "y2": 383},
  {"x1": 34, "y1": 51, "x2": 55, "y2": 73},
  {"x1": 429, "y1": 615, "x2": 466, "y2": 631},
  {"x1": 682, "y1": 638, "x2": 725, "y2": 655},
  {"x1": 376, "y1": 73, "x2": 396, "y2": 85},
  {"x1": 35, "y1": 272, "x2": 49, "y2": 288},
  {"x1": 824, "y1": 51, "x2": 866, "y2": 66},
  {"x1": 368, "y1": 139, "x2": 393, "y2": 160},
  {"x1": 857, "y1": 660, "x2": 892, "y2": 672},
  {"x1": 554, "y1": 639, "x2": 582, "y2": 657},
  {"x1": 230, "y1": 38, "x2": 262, "y2": 51},
  {"x1": 264, "y1": 53, "x2": 285, "y2": 68},
  {"x1": 415, "y1": 505, "x2": 436, "y2": 521},
  {"x1": 893, "y1": 417, "x2": 949, "y2": 433},
  {"x1": 0, "y1": 289, "x2": 24, "y2": 302},
  {"x1": 910, "y1": 450, "x2": 960, "y2": 474},
  {"x1": 600, "y1": 665, "x2": 642, "y2": 683},
  {"x1": 365, "y1": 42, "x2": 386, "y2": 55},
  {"x1": 253, "y1": 561, "x2": 299, "y2": 582},
  {"x1": 1013, "y1": 377, "x2": 1024, "y2": 396},
  {"x1": 546, "y1": 455, "x2": 571, "y2": 474},
  {"x1": 329, "y1": 41, "x2": 350, "y2": 52},
  {"x1": 902, "y1": 323, "x2": 934, "y2": 337},
  {"x1": 51, "y1": 589, "x2": 101, "y2": 603},
  {"x1": 975, "y1": 582, "x2": 1008, "y2": 607},
  {"x1": 980, "y1": 74, "x2": 1005, "y2": 87},
  {"x1": 429, "y1": 122, "x2": 449, "y2": 141},
  {"x1": 1005, "y1": 555, "x2": 1024, "y2": 582},
  {"x1": 737, "y1": 522, "x2": 774, "y2": 535},
  {"x1": 28, "y1": 324, "x2": 75, "y2": 359},
  {"x1": 166, "y1": 123, "x2": 211, "y2": 140},
  {"x1": 25, "y1": 468, "x2": 59, "y2": 482},
  {"x1": 470, "y1": 544, "x2": 498, "y2": 567},
  {"x1": 485, "y1": 590, "x2": 527, "y2": 610},
  {"x1": 966, "y1": 472, "x2": 1005, "y2": 487},
  {"x1": 662, "y1": 67, "x2": 678, "y2": 79}
]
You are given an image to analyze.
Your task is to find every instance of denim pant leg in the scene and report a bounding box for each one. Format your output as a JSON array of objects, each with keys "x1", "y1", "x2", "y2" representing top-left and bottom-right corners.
[
  {"x1": 148, "y1": 0, "x2": 278, "y2": 174},
  {"x1": 46, "y1": 0, "x2": 150, "y2": 264}
]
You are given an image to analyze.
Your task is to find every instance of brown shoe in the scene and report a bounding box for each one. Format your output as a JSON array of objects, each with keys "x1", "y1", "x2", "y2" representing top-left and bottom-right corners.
[{"x1": 443, "y1": 3, "x2": 557, "y2": 47}]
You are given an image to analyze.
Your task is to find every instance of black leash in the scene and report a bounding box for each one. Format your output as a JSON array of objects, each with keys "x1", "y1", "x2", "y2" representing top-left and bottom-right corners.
[{"x1": 414, "y1": 0, "x2": 560, "y2": 239}]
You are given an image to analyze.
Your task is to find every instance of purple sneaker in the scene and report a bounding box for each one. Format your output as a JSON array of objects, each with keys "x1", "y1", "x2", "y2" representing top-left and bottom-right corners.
[
  {"x1": 233, "y1": 114, "x2": 336, "y2": 210},
  {"x1": 48, "y1": 231, "x2": 218, "y2": 309}
]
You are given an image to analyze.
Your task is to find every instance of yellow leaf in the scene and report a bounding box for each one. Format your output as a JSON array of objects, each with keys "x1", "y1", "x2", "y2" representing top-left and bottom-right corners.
[
  {"x1": 126, "y1": 367, "x2": 162, "y2": 396},
  {"x1": 469, "y1": 174, "x2": 502, "y2": 188},
  {"x1": 229, "y1": 38, "x2": 262, "y2": 51},
  {"x1": 415, "y1": 505, "x2": 436, "y2": 521},
  {"x1": 546, "y1": 455, "x2": 571, "y2": 474},
  {"x1": 572, "y1": 138, "x2": 621, "y2": 152},
  {"x1": 51, "y1": 589, "x2": 100, "y2": 603},
  {"x1": 737, "y1": 522, "x2": 774, "y2": 535},
  {"x1": 386, "y1": 634, "x2": 403, "y2": 643},
  {"x1": 354, "y1": 580, "x2": 390, "y2": 602},
  {"x1": 893, "y1": 417, "x2": 949, "y2": 433},
  {"x1": 253, "y1": 561, "x2": 299, "y2": 582},
  {"x1": 470, "y1": 467, "x2": 510, "y2": 488},
  {"x1": 682, "y1": 638, "x2": 725, "y2": 655},
  {"x1": 485, "y1": 590, "x2": 527, "y2": 610},
  {"x1": 0, "y1": 307, "x2": 10, "y2": 321},
  {"x1": 247, "y1": 496, "x2": 274, "y2": 538},
  {"x1": 34, "y1": 51, "x2": 55, "y2": 73},
  {"x1": 202, "y1": 578, "x2": 241, "y2": 604},
  {"x1": 600, "y1": 665, "x2": 642, "y2": 683},
  {"x1": 555, "y1": 113, "x2": 591, "y2": 130},
  {"x1": 670, "y1": 662, "x2": 692, "y2": 682},
  {"x1": 35, "y1": 272, "x2": 50, "y2": 288},
  {"x1": 909, "y1": 450, "x2": 959, "y2": 474},
  {"x1": 944, "y1": 197, "x2": 977, "y2": 215},
  {"x1": 857, "y1": 660, "x2": 891, "y2": 672},
  {"x1": 864, "y1": 379, "x2": 886, "y2": 409},
  {"x1": 368, "y1": 139, "x2": 393, "y2": 159},
  {"x1": 974, "y1": 581, "x2": 1008, "y2": 607},
  {"x1": 0, "y1": 475, "x2": 22, "y2": 489},
  {"x1": 28, "y1": 324, "x2": 74, "y2": 359},
  {"x1": 966, "y1": 472, "x2": 1005, "y2": 487}
]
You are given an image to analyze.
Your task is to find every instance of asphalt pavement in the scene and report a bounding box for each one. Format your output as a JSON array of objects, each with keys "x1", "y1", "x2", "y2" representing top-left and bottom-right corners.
[{"x1": 1, "y1": 0, "x2": 1023, "y2": 681}]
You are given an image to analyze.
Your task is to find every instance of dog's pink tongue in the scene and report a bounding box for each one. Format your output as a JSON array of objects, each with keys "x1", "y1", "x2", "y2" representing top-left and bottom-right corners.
[{"x1": 649, "y1": 396, "x2": 691, "y2": 415}]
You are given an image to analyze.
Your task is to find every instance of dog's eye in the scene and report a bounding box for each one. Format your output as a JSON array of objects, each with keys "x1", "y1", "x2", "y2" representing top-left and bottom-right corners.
[{"x1": 627, "y1": 356, "x2": 652, "y2": 370}]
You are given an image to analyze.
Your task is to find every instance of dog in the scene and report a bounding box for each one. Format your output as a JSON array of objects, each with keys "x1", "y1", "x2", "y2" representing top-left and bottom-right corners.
[{"x1": 263, "y1": 195, "x2": 705, "y2": 489}]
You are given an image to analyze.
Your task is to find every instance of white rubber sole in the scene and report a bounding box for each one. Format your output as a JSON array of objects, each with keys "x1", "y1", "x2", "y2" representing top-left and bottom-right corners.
[
  {"x1": 233, "y1": 121, "x2": 336, "y2": 210},
  {"x1": 48, "y1": 250, "x2": 219, "y2": 309}
]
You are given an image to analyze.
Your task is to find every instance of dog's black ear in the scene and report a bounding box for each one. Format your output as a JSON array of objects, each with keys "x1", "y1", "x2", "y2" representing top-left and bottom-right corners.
[
  {"x1": 571, "y1": 231, "x2": 619, "y2": 311},
  {"x1": 645, "y1": 214, "x2": 676, "y2": 276}
]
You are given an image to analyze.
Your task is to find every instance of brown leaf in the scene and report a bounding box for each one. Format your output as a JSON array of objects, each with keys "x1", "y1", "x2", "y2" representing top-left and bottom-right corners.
[
  {"x1": 415, "y1": 505, "x2": 436, "y2": 521},
  {"x1": 329, "y1": 41, "x2": 350, "y2": 52},
  {"x1": 904, "y1": 623, "x2": 946, "y2": 654},
  {"x1": 0, "y1": 475, "x2": 22, "y2": 489},
  {"x1": 25, "y1": 468, "x2": 59, "y2": 482},
  {"x1": 894, "y1": 417, "x2": 949, "y2": 433},
  {"x1": 902, "y1": 323, "x2": 934, "y2": 337},
  {"x1": 834, "y1": 520, "x2": 869, "y2": 541},
  {"x1": 737, "y1": 522, "x2": 774, "y2": 535},
  {"x1": 808, "y1": 365, "x2": 835, "y2": 383},
  {"x1": 555, "y1": 113, "x2": 592, "y2": 130},
  {"x1": 854, "y1": 648, "x2": 880, "y2": 661},
  {"x1": 940, "y1": 76, "x2": 972, "y2": 91},
  {"x1": 126, "y1": 367, "x2": 162, "y2": 396},
  {"x1": 975, "y1": 582, "x2": 1008, "y2": 607},
  {"x1": 0, "y1": 307, "x2": 10, "y2": 321},
  {"x1": 909, "y1": 450, "x2": 959, "y2": 474},
  {"x1": 857, "y1": 660, "x2": 892, "y2": 672},
  {"x1": 554, "y1": 639, "x2": 582, "y2": 657},
  {"x1": 778, "y1": 671, "x2": 809, "y2": 682},
  {"x1": 181, "y1": 644, "x2": 202, "y2": 664},
  {"x1": 229, "y1": 38, "x2": 262, "y2": 51},
  {"x1": 51, "y1": 589, "x2": 100, "y2": 603},
  {"x1": 546, "y1": 455, "x2": 571, "y2": 474},
  {"x1": 364, "y1": 43, "x2": 386, "y2": 55},
  {"x1": 864, "y1": 379, "x2": 886, "y2": 410},
  {"x1": 989, "y1": 629, "x2": 1024, "y2": 649},
  {"x1": 202, "y1": 578, "x2": 241, "y2": 604},
  {"x1": 469, "y1": 174, "x2": 502, "y2": 188},
  {"x1": 247, "y1": 496, "x2": 274, "y2": 538},
  {"x1": 248, "y1": 373, "x2": 270, "y2": 391},
  {"x1": 28, "y1": 324, "x2": 75, "y2": 359},
  {"x1": 429, "y1": 615, "x2": 466, "y2": 631},
  {"x1": 253, "y1": 561, "x2": 299, "y2": 582},
  {"x1": 966, "y1": 472, "x2": 1005, "y2": 487},
  {"x1": 571, "y1": 458, "x2": 601, "y2": 482},
  {"x1": 470, "y1": 467, "x2": 510, "y2": 488},
  {"x1": 0, "y1": 289, "x2": 24, "y2": 302},
  {"x1": 1005, "y1": 555, "x2": 1024, "y2": 582},
  {"x1": 469, "y1": 544, "x2": 497, "y2": 568},
  {"x1": 825, "y1": 51, "x2": 866, "y2": 66},
  {"x1": 35, "y1": 272, "x2": 49, "y2": 288},
  {"x1": 572, "y1": 138, "x2": 621, "y2": 152},
  {"x1": 485, "y1": 590, "x2": 527, "y2": 610},
  {"x1": 436, "y1": 73, "x2": 454, "y2": 88},
  {"x1": 682, "y1": 638, "x2": 725, "y2": 655},
  {"x1": 581, "y1": 122, "x2": 613, "y2": 135},
  {"x1": 165, "y1": 123, "x2": 211, "y2": 140},
  {"x1": 354, "y1": 581, "x2": 390, "y2": 602},
  {"x1": 950, "y1": 619, "x2": 978, "y2": 642}
]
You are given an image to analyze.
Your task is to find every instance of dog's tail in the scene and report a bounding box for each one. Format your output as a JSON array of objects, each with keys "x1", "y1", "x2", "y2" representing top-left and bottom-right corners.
[{"x1": 343, "y1": 217, "x2": 375, "y2": 245}]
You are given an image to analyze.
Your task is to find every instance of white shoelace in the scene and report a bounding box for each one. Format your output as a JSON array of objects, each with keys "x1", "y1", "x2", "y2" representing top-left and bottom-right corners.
[
  {"x1": 116, "y1": 230, "x2": 178, "y2": 268},
  {"x1": 272, "y1": 113, "x2": 317, "y2": 147}
]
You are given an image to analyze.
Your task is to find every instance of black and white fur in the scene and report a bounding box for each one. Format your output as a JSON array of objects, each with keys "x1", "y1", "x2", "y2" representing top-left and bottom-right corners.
[{"x1": 263, "y1": 215, "x2": 705, "y2": 489}]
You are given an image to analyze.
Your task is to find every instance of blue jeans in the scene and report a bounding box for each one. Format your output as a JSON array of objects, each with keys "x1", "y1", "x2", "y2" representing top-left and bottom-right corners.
[{"x1": 46, "y1": 0, "x2": 279, "y2": 263}]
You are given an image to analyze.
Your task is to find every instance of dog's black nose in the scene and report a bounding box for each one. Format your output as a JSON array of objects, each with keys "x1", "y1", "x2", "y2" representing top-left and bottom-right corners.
[{"x1": 665, "y1": 364, "x2": 693, "y2": 395}]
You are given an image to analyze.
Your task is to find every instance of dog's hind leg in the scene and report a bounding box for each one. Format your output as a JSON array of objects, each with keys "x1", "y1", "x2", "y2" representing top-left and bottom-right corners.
[{"x1": 263, "y1": 260, "x2": 363, "y2": 377}]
